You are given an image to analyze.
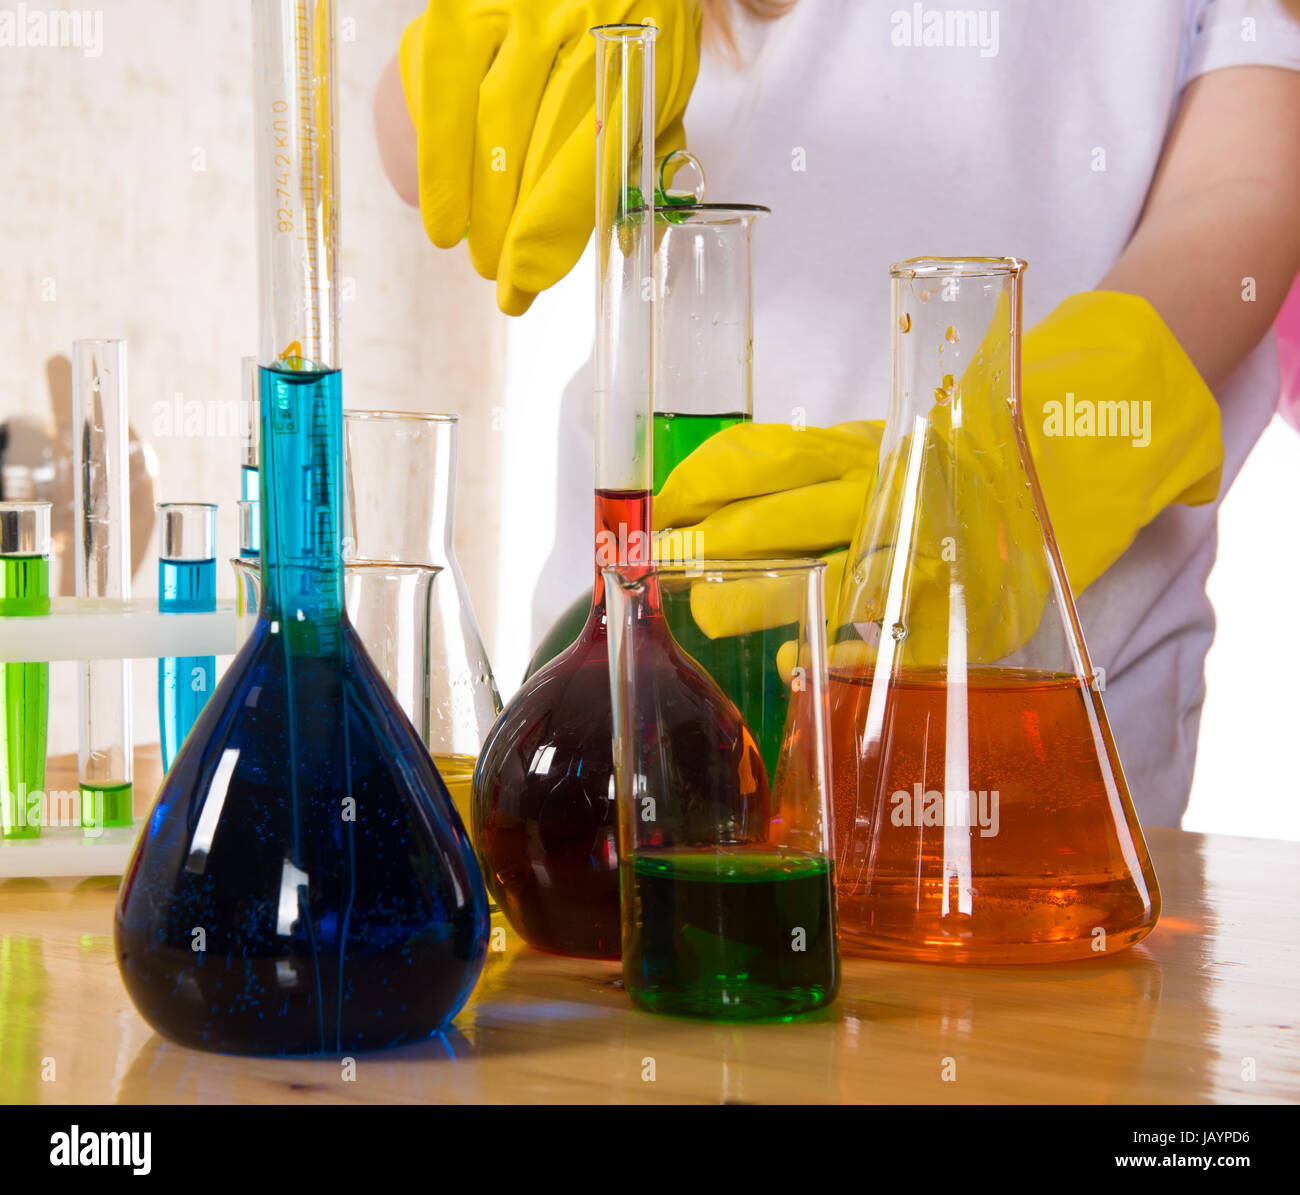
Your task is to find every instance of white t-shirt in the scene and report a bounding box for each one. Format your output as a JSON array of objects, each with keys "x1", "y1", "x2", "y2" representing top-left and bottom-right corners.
[{"x1": 533, "y1": 0, "x2": 1300, "y2": 826}]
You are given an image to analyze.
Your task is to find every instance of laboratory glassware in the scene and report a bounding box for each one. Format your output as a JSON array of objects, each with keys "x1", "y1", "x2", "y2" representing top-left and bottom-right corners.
[
  {"x1": 827, "y1": 257, "x2": 1159, "y2": 963},
  {"x1": 343, "y1": 409, "x2": 501, "y2": 797},
  {"x1": 0, "y1": 501, "x2": 51, "y2": 839},
  {"x1": 231, "y1": 500, "x2": 260, "y2": 650},
  {"x1": 72, "y1": 337, "x2": 133, "y2": 830},
  {"x1": 652, "y1": 203, "x2": 764, "y2": 490},
  {"x1": 473, "y1": 25, "x2": 761, "y2": 958},
  {"x1": 524, "y1": 197, "x2": 766, "y2": 676},
  {"x1": 157, "y1": 503, "x2": 217, "y2": 773},
  {"x1": 115, "y1": 0, "x2": 488, "y2": 1055},
  {"x1": 240, "y1": 355, "x2": 259, "y2": 503},
  {"x1": 606, "y1": 559, "x2": 838, "y2": 1019},
  {"x1": 236, "y1": 496, "x2": 259, "y2": 559}
]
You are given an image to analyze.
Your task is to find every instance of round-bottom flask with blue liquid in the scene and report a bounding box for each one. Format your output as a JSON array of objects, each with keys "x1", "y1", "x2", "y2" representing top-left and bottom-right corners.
[{"x1": 116, "y1": 367, "x2": 489, "y2": 1055}]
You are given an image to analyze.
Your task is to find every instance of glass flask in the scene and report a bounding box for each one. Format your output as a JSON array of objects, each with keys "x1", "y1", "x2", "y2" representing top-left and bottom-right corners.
[
  {"x1": 606, "y1": 559, "x2": 839, "y2": 1019},
  {"x1": 524, "y1": 192, "x2": 764, "y2": 676},
  {"x1": 343, "y1": 410, "x2": 501, "y2": 821},
  {"x1": 157, "y1": 503, "x2": 217, "y2": 773},
  {"x1": 474, "y1": 24, "x2": 761, "y2": 958},
  {"x1": 827, "y1": 257, "x2": 1160, "y2": 964},
  {"x1": 0, "y1": 501, "x2": 51, "y2": 839},
  {"x1": 114, "y1": 0, "x2": 488, "y2": 1055}
]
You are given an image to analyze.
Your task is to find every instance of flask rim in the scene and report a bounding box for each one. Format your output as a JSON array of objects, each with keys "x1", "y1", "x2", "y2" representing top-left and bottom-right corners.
[
  {"x1": 344, "y1": 409, "x2": 458, "y2": 425},
  {"x1": 891, "y1": 256, "x2": 1027, "y2": 280}
]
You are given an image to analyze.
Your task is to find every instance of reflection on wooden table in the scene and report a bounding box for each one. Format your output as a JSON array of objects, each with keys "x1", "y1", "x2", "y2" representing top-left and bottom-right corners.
[{"x1": 1, "y1": 759, "x2": 1296, "y2": 1103}]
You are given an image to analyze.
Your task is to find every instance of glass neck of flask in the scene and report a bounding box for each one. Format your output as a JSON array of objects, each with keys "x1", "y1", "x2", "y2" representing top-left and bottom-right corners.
[{"x1": 258, "y1": 365, "x2": 346, "y2": 649}]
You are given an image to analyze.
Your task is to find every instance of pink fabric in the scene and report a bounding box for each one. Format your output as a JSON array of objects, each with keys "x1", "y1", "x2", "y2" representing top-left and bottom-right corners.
[{"x1": 1278, "y1": 272, "x2": 1300, "y2": 432}]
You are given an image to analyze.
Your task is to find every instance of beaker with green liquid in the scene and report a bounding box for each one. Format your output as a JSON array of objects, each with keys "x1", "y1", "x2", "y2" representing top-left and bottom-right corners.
[
  {"x1": 525, "y1": 199, "x2": 770, "y2": 688},
  {"x1": 605, "y1": 559, "x2": 839, "y2": 1020},
  {"x1": 0, "y1": 501, "x2": 51, "y2": 839}
]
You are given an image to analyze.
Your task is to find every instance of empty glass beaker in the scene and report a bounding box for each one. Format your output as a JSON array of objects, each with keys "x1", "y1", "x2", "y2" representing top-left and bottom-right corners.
[
  {"x1": 828, "y1": 257, "x2": 1160, "y2": 964},
  {"x1": 606, "y1": 559, "x2": 839, "y2": 1019},
  {"x1": 343, "y1": 411, "x2": 501, "y2": 798}
]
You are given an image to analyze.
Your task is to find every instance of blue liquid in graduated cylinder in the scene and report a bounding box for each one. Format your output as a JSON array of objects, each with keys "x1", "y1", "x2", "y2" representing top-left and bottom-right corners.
[
  {"x1": 158, "y1": 556, "x2": 216, "y2": 772},
  {"x1": 116, "y1": 367, "x2": 488, "y2": 1055}
]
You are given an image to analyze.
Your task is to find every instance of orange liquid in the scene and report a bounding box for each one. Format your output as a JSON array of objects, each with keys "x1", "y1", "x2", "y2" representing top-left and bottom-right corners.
[{"x1": 827, "y1": 667, "x2": 1159, "y2": 963}]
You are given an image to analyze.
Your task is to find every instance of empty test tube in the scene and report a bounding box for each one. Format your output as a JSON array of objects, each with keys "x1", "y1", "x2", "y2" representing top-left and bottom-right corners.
[
  {"x1": 73, "y1": 338, "x2": 133, "y2": 831},
  {"x1": 158, "y1": 503, "x2": 218, "y2": 772},
  {"x1": 0, "y1": 501, "x2": 51, "y2": 838}
]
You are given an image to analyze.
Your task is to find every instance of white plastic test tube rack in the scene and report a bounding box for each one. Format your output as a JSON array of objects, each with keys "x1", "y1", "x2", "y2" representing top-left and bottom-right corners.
[{"x1": 0, "y1": 597, "x2": 238, "y2": 877}]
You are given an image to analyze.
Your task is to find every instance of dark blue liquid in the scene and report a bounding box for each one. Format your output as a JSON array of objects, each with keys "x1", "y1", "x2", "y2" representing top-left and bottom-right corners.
[
  {"x1": 117, "y1": 368, "x2": 488, "y2": 1055},
  {"x1": 158, "y1": 557, "x2": 216, "y2": 772}
]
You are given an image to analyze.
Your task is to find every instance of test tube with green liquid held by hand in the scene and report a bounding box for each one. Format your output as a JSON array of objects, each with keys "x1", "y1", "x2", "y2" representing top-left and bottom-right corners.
[
  {"x1": 73, "y1": 338, "x2": 134, "y2": 831},
  {"x1": 0, "y1": 502, "x2": 51, "y2": 839}
]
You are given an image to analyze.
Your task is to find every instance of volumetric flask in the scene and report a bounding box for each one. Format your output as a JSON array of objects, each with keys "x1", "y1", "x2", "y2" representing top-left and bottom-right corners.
[
  {"x1": 606, "y1": 559, "x2": 839, "y2": 1019},
  {"x1": 828, "y1": 257, "x2": 1159, "y2": 963},
  {"x1": 115, "y1": 0, "x2": 488, "y2": 1055}
]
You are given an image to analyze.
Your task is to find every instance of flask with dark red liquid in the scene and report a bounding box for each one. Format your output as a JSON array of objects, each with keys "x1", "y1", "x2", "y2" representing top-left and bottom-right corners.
[{"x1": 472, "y1": 24, "x2": 766, "y2": 958}]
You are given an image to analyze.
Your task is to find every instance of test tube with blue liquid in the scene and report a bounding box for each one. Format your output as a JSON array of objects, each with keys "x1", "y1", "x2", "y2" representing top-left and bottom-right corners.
[
  {"x1": 157, "y1": 503, "x2": 217, "y2": 772},
  {"x1": 73, "y1": 338, "x2": 133, "y2": 831},
  {"x1": 0, "y1": 501, "x2": 51, "y2": 838}
]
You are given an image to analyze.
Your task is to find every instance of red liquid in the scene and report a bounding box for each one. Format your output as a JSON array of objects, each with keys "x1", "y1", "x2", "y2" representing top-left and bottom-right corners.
[
  {"x1": 826, "y1": 666, "x2": 1160, "y2": 963},
  {"x1": 473, "y1": 490, "x2": 768, "y2": 958}
]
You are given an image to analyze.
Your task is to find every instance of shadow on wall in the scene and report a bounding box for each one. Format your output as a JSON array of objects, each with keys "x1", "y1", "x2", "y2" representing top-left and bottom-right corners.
[{"x1": 1, "y1": 354, "x2": 157, "y2": 594}]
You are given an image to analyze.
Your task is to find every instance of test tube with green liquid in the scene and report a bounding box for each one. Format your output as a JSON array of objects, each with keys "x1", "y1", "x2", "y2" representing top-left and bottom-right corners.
[
  {"x1": 0, "y1": 501, "x2": 51, "y2": 838},
  {"x1": 73, "y1": 338, "x2": 134, "y2": 831}
]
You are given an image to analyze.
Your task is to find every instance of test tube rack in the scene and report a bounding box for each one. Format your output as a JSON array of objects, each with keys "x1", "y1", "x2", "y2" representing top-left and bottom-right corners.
[{"x1": 0, "y1": 597, "x2": 238, "y2": 878}]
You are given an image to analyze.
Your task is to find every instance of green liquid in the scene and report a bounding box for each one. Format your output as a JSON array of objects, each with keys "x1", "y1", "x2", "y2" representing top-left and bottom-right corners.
[
  {"x1": 1, "y1": 555, "x2": 49, "y2": 839},
  {"x1": 623, "y1": 847, "x2": 839, "y2": 1020},
  {"x1": 652, "y1": 411, "x2": 748, "y2": 494},
  {"x1": 652, "y1": 411, "x2": 791, "y2": 777},
  {"x1": 80, "y1": 781, "x2": 134, "y2": 831}
]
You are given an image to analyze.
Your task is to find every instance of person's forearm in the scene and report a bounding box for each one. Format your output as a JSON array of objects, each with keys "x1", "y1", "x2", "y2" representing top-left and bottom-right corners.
[
  {"x1": 1100, "y1": 184, "x2": 1300, "y2": 391},
  {"x1": 1099, "y1": 66, "x2": 1300, "y2": 391}
]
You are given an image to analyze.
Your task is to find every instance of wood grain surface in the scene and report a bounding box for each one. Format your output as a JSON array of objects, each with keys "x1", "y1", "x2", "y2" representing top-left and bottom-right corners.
[{"x1": 1, "y1": 754, "x2": 1296, "y2": 1104}]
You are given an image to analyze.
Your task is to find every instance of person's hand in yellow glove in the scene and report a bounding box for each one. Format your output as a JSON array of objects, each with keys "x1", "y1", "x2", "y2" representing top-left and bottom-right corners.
[
  {"x1": 654, "y1": 419, "x2": 883, "y2": 610},
  {"x1": 662, "y1": 291, "x2": 1224, "y2": 667},
  {"x1": 397, "y1": 1, "x2": 702, "y2": 315}
]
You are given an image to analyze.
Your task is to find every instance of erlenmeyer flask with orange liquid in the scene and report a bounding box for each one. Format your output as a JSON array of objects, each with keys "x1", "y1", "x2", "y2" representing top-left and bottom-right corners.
[{"x1": 826, "y1": 257, "x2": 1159, "y2": 964}]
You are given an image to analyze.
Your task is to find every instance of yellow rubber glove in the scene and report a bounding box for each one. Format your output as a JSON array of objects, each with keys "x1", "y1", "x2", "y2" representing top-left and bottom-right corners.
[
  {"x1": 399, "y1": 1, "x2": 702, "y2": 315},
  {"x1": 653, "y1": 420, "x2": 883, "y2": 628},
  {"x1": 663, "y1": 292, "x2": 1224, "y2": 656}
]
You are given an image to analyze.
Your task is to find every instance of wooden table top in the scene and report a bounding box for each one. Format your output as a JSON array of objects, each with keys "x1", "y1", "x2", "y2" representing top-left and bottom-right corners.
[{"x1": 1, "y1": 757, "x2": 1297, "y2": 1104}]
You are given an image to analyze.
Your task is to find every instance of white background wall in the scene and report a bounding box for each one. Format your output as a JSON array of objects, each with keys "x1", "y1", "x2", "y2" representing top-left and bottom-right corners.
[{"x1": 0, "y1": 0, "x2": 509, "y2": 754}]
